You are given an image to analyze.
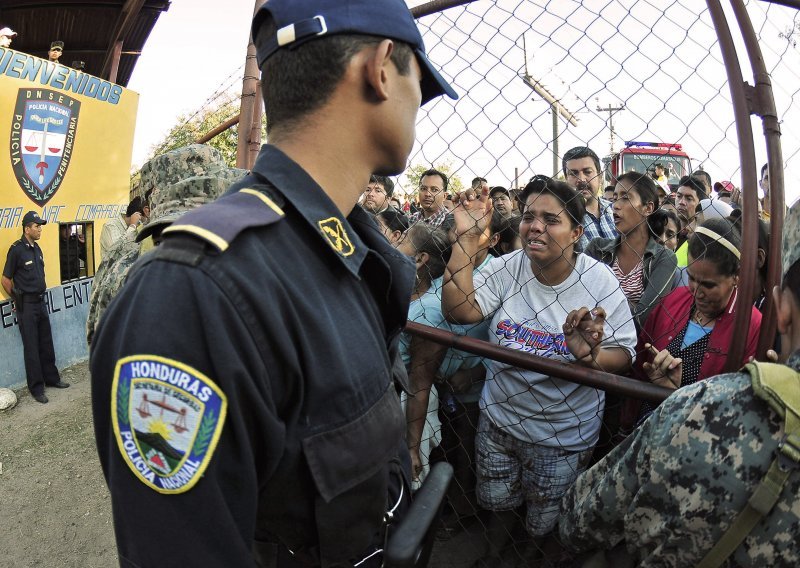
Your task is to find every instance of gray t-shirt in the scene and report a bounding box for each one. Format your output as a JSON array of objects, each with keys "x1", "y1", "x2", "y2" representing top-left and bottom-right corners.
[{"x1": 474, "y1": 250, "x2": 637, "y2": 451}]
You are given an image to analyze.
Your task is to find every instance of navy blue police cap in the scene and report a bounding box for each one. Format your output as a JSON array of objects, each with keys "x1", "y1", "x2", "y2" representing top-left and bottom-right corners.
[
  {"x1": 22, "y1": 211, "x2": 47, "y2": 226},
  {"x1": 252, "y1": 0, "x2": 458, "y2": 105}
]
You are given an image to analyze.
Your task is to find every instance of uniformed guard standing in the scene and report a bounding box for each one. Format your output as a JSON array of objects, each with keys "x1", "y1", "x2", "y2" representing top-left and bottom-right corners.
[
  {"x1": 89, "y1": 0, "x2": 457, "y2": 566},
  {"x1": 2, "y1": 211, "x2": 70, "y2": 404}
]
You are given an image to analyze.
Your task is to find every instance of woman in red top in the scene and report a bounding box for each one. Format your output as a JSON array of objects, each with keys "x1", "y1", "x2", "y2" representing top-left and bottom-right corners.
[{"x1": 624, "y1": 217, "x2": 762, "y2": 427}]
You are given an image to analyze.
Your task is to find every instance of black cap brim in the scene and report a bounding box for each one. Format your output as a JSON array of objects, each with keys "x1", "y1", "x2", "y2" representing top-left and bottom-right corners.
[
  {"x1": 416, "y1": 49, "x2": 457, "y2": 105},
  {"x1": 136, "y1": 220, "x2": 169, "y2": 243}
]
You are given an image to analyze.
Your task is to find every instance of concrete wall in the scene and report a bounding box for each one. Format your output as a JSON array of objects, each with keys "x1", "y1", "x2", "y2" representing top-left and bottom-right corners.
[{"x1": 0, "y1": 277, "x2": 93, "y2": 389}]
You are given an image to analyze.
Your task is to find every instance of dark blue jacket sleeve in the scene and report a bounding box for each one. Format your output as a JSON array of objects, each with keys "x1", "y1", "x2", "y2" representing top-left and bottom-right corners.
[{"x1": 91, "y1": 258, "x2": 283, "y2": 568}]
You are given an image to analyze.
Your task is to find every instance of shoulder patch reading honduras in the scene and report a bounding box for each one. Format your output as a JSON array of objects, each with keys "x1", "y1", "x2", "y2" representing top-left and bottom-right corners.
[{"x1": 111, "y1": 355, "x2": 227, "y2": 494}]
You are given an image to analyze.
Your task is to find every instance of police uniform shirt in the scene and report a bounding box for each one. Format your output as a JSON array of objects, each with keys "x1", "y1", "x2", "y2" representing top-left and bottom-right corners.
[
  {"x1": 90, "y1": 144, "x2": 416, "y2": 567},
  {"x1": 3, "y1": 238, "x2": 46, "y2": 294}
]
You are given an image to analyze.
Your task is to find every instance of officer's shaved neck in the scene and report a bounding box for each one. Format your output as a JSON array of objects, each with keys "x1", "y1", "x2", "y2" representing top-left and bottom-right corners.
[{"x1": 268, "y1": 46, "x2": 397, "y2": 217}]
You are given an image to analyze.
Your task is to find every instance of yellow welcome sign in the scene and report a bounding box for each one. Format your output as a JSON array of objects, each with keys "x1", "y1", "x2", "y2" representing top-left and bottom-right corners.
[{"x1": 0, "y1": 47, "x2": 138, "y2": 288}]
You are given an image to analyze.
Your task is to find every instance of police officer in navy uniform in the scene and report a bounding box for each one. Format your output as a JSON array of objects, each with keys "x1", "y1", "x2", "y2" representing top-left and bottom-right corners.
[
  {"x1": 90, "y1": 0, "x2": 456, "y2": 566},
  {"x1": 2, "y1": 211, "x2": 69, "y2": 404}
]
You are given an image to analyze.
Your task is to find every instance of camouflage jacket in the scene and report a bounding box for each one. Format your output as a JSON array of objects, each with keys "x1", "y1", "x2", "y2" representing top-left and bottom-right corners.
[
  {"x1": 85, "y1": 236, "x2": 141, "y2": 345},
  {"x1": 559, "y1": 351, "x2": 800, "y2": 567}
]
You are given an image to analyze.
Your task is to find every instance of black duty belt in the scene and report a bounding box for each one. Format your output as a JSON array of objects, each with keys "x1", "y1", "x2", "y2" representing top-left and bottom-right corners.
[{"x1": 22, "y1": 293, "x2": 45, "y2": 302}]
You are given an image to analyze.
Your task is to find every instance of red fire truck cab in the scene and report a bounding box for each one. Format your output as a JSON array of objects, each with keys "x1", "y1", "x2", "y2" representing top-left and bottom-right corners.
[{"x1": 603, "y1": 141, "x2": 693, "y2": 191}]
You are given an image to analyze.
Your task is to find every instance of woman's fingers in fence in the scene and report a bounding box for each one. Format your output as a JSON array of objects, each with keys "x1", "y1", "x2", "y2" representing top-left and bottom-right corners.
[
  {"x1": 452, "y1": 189, "x2": 493, "y2": 239},
  {"x1": 643, "y1": 343, "x2": 682, "y2": 389},
  {"x1": 563, "y1": 307, "x2": 605, "y2": 360},
  {"x1": 748, "y1": 350, "x2": 779, "y2": 363}
]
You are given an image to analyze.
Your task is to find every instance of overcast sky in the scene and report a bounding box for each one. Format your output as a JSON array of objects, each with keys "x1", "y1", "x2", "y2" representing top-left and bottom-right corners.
[{"x1": 128, "y1": 0, "x2": 800, "y2": 205}]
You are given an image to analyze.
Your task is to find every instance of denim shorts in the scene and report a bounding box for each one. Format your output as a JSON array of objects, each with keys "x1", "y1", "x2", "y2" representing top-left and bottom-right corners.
[{"x1": 475, "y1": 413, "x2": 593, "y2": 536}]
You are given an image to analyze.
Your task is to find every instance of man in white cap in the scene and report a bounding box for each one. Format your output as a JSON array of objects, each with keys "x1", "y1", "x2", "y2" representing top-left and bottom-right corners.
[{"x1": 0, "y1": 27, "x2": 17, "y2": 48}]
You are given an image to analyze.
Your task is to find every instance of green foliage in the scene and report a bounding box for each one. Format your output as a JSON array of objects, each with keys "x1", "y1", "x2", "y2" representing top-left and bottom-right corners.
[
  {"x1": 143, "y1": 94, "x2": 267, "y2": 170},
  {"x1": 405, "y1": 161, "x2": 465, "y2": 196}
]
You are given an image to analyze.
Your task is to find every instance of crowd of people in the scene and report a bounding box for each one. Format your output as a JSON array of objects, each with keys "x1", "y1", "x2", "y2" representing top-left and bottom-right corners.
[
  {"x1": 3, "y1": 123, "x2": 787, "y2": 565},
  {"x1": 348, "y1": 143, "x2": 790, "y2": 565},
  {"x1": 12, "y1": 0, "x2": 786, "y2": 564},
  {"x1": 78, "y1": 137, "x2": 792, "y2": 566}
]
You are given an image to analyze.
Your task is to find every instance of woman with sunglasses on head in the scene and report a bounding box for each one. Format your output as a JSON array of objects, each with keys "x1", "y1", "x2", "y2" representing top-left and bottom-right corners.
[
  {"x1": 585, "y1": 171, "x2": 677, "y2": 330},
  {"x1": 441, "y1": 177, "x2": 637, "y2": 561}
]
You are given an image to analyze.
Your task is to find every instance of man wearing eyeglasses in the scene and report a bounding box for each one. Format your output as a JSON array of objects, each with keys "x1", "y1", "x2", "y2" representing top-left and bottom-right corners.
[
  {"x1": 410, "y1": 168, "x2": 453, "y2": 230},
  {"x1": 361, "y1": 174, "x2": 394, "y2": 214}
]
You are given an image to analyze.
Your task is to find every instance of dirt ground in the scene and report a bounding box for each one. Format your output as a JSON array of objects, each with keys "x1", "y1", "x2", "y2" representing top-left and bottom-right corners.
[
  {"x1": 0, "y1": 361, "x2": 484, "y2": 568},
  {"x1": 0, "y1": 361, "x2": 117, "y2": 568}
]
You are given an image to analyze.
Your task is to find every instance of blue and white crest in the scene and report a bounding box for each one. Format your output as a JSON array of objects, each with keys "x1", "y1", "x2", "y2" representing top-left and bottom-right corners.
[
  {"x1": 112, "y1": 355, "x2": 227, "y2": 494},
  {"x1": 10, "y1": 88, "x2": 80, "y2": 206}
]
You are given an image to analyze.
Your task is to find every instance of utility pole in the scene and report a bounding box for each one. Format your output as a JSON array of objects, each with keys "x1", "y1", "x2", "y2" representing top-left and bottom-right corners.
[
  {"x1": 596, "y1": 99, "x2": 625, "y2": 155},
  {"x1": 521, "y1": 35, "x2": 578, "y2": 177},
  {"x1": 237, "y1": 0, "x2": 267, "y2": 170}
]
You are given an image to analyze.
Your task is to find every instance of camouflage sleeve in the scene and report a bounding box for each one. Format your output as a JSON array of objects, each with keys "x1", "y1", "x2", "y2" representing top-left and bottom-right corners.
[
  {"x1": 558, "y1": 378, "x2": 725, "y2": 552},
  {"x1": 558, "y1": 406, "x2": 655, "y2": 551}
]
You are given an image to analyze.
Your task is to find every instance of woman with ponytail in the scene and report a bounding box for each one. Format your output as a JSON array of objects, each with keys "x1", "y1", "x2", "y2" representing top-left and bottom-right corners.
[{"x1": 585, "y1": 171, "x2": 678, "y2": 329}]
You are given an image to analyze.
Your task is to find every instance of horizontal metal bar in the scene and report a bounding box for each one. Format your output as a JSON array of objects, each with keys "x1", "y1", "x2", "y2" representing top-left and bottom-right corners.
[
  {"x1": 410, "y1": 0, "x2": 477, "y2": 19},
  {"x1": 405, "y1": 321, "x2": 673, "y2": 403}
]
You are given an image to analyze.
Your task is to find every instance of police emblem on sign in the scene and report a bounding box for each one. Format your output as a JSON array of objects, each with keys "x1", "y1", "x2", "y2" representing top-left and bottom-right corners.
[
  {"x1": 10, "y1": 89, "x2": 81, "y2": 207},
  {"x1": 111, "y1": 355, "x2": 227, "y2": 494}
]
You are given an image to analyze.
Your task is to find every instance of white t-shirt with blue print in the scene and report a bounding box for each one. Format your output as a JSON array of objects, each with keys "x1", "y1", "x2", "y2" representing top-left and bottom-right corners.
[{"x1": 473, "y1": 250, "x2": 637, "y2": 451}]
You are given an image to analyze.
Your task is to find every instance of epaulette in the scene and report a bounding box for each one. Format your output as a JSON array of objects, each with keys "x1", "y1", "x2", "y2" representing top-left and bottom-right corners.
[{"x1": 161, "y1": 187, "x2": 285, "y2": 252}]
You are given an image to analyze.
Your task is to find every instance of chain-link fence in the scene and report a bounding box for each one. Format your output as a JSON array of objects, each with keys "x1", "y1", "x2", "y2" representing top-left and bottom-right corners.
[{"x1": 390, "y1": 1, "x2": 797, "y2": 565}]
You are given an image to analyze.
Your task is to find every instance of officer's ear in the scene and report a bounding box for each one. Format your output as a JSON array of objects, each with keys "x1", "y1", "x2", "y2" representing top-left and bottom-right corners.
[
  {"x1": 364, "y1": 39, "x2": 395, "y2": 103},
  {"x1": 756, "y1": 247, "x2": 767, "y2": 270}
]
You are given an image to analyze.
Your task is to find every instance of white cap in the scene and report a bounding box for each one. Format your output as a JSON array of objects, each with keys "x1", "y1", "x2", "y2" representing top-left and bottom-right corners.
[
  {"x1": 0, "y1": 27, "x2": 17, "y2": 38},
  {"x1": 698, "y1": 198, "x2": 733, "y2": 221}
]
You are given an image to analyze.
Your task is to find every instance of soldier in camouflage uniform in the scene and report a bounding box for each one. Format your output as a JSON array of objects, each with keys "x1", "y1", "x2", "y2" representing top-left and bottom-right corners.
[
  {"x1": 85, "y1": 145, "x2": 244, "y2": 345},
  {"x1": 559, "y1": 199, "x2": 800, "y2": 566}
]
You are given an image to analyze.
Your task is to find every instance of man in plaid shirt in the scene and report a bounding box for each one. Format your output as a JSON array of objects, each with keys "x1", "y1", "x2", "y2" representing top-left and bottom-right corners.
[
  {"x1": 563, "y1": 146, "x2": 617, "y2": 251},
  {"x1": 408, "y1": 168, "x2": 454, "y2": 230}
]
